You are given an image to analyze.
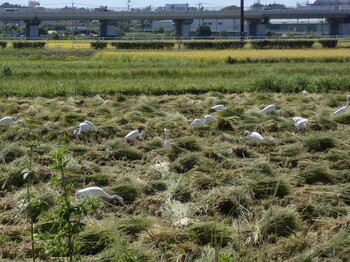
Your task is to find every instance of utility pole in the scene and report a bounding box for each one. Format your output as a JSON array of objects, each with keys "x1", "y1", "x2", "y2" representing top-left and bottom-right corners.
[
  {"x1": 240, "y1": 0, "x2": 244, "y2": 41},
  {"x1": 127, "y1": 0, "x2": 131, "y2": 11}
]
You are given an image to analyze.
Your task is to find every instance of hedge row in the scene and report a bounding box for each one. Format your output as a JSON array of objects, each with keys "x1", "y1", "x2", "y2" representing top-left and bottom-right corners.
[
  {"x1": 182, "y1": 41, "x2": 245, "y2": 49},
  {"x1": 111, "y1": 41, "x2": 175, "y2": 50},
  {"x1": 251, "y1": 40, "x2": 315, "y2": 49},
  {"x1": 0, "y1": 41, "x2": 7, "y2": 48},
  {"x1": 318, "y1": 39, "x2": 338, "y2": 48},
  {"x1": 12, "y1": 42, "x2": 46, "y2": 49},
  {"x1": 90, "y1": 41, "x2": 108, "y2": 50}
]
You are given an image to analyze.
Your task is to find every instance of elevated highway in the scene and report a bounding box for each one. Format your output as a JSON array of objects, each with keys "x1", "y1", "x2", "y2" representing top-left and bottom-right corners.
[{"x1": 0, "y1": 6, "x2": 349, "y2": 38}]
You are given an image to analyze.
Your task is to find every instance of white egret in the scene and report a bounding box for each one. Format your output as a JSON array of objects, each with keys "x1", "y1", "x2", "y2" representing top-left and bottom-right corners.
[
  {"x1": 204, "y1": 114, "x2": 217, "y2": 124},
  {"x1": 334, "y1": 95, "x2": 350, "y2": 115},
  {"x1": 244, "y1": 130, "x2": 264, "y2": 143},
  {"x1": 83, "y1": 120, "x2": 97, "y2": 131},
  {"x1": 124, "y1": 129, "x2": 145, "y2": 141},
  {"x1": 76, "y1": 186, "x2": 124, "y2": 204},
  {"x1": 261, "y1": 104, "x2": 276, "y2": 113},
  {"x1": 210, "y1": 104, "x2": 225, "y2": 111},
  {"x1": 0, "y1": 116, "x2": 23, "y2": 125},
  {"x1": 73, "y1": 120, "x2": 97, "y2": 136},
  {"x1": 163, "y1": 128, "x2": 171, "y2": 150},
  {"x1": 190, "y1": 118, "x2": 206, "y2": 127},
  {"x1": 293, "y1": 117, "x2": 308, "y2": 130}
]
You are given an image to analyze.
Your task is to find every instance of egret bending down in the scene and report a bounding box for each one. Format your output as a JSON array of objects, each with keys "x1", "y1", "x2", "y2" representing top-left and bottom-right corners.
[
  {"x1": 261, "y1": 104, "x2": 276, "y2": 113},
  {"x1": 293, "y1": 117, "x2": 308, "y2": 130},
  {"x1": 334, "y1": 95, "x2": 350, "y2": 115},
  {"x1": 124, "y1": 129, "x2": 145, "y2": 141},
  {"x1": 204, "y1": 115, "x2": 217, "y2": 124},
  {"x1": 244, "y1": 130, "x2": 264, "y2": 143},
  {"x1": 73, "y1": 120, "x2": 97, "y2": 136},
  {"x1": 190, "y1": 118, "x2": 206, "y2": 127},
  {"x1": 0, "y1": 116, "x2": 23, "y2": 125},
  {"x1": 76, "y1": 186, "x2": 124, "y2": 204},
  {"x1": 210, "y1": 104, "x2": 225, "y2": 111}
]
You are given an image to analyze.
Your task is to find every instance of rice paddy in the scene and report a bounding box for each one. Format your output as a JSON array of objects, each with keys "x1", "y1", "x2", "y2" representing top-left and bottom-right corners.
[{"x1": 0, "y1": 45, "x2": 350, "y2": 261}]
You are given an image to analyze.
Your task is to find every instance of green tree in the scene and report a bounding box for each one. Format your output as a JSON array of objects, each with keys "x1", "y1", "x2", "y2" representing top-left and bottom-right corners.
[{"x1": 195, "y1": 25, "x2": 212, "y2": 37}]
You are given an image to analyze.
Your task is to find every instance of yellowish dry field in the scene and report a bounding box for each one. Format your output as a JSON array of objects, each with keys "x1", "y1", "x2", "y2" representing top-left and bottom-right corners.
[{"x1": 97, "y1": 48, "x2": 350, "y2": 62}]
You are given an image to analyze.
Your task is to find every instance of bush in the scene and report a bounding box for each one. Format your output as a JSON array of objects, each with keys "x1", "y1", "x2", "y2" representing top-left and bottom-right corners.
[
  {"x1": 12, "y1": 41, "x2": 46, "y2": 49},
  {"x1": 319, "y1": 39, "x2": 338, "y2": 48},
  {"x1": 251, "y1": 40, "x2": 314, "y2": 49},
  {"x1": 111, "y1": 41, "x2": 175, "y2": 50},
  {"x1": 0, "y1": 41, "x2": 7, "y2": 48},
  {"x1": 183, "y1": 41, "x2": 244, "y2": 49},
  {"x1": 90, "y1": 41, "x2": 107, "y2": 50}
]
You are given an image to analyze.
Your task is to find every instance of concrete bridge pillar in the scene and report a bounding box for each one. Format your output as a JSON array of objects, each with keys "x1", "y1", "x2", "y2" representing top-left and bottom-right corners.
[
  {"x1": 99, "y1": 20, "x2": 116, "y2": 39},
  {"x1": 247, "y1": 16, "x2": 269, "y2": 38},
  {"x1": 24, "y1": 18, "x2": 40, "y2": 40},
  {"x1": 327, "y1": 17, "x2": 350, "y2": 36},
  {"x1": 173, "y1": 19, "x2": 193, "y2": 37}
]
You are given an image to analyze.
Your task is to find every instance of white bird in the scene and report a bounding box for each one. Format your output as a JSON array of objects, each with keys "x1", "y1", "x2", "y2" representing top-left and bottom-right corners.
[
  {"x1": 244, "y1": 130, "x2": 264, "y2": 143},
  {"x1": 204, "y1": 114, "x2": 217, "y2": 124},
  {"x1": 334, "y1": 95, "x2": 350, "y2": 115},
  {"x1": 211, "y1": 104, "x2": 225, "y2": 111},
  {"x1": 83, "y1": 120, "x2": 97, "y2": 131},
  {"x1": 163, "y1": 128, "x2": 171, "y2": 150},
  {"x1": 293, "y1": 117, "x2": 308, "y2": 130},
  {"x1": 124, "y1": 129, "x2": 145, "y2": 141},
  {"x1": 73, "y1": 120, "x2": 97, "y2": 136},
  {"x1": 190, "y1": 118, "x2": 206, "y2": 127},
  {"x1": 261, "y1": 104, "x2": 276, "y2": 113},
  {"x1": 0, "y1": 116, "x2": 23, "y2": 125},
  {"x1": 76, "y1": 186, "x2": 124, "y2": 204}
]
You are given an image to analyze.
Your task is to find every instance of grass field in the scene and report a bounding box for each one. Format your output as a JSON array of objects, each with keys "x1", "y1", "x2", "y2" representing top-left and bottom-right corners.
[{"x1": 0, "y1": 47, "x2": 350, "y2": 261}]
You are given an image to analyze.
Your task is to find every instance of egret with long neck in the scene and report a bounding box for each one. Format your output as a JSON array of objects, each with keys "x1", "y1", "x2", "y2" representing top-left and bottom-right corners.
[
  {"x1": 76, "y1": 186, "x2": 124, "y2": 204},
  {"x1": 334, "y1": 95, "x2": 350, "y2": 115}
]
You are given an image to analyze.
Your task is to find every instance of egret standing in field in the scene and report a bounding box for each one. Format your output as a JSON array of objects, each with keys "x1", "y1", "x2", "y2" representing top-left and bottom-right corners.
[
  {"x1": 261, "y1": 104, "x2": 276, "y2": 113},
  {"x1": 334, "y1": 95, "x2": 350, "y2": 115},
  {"x1": 244, "y1": 130, "x2": 264, "y2": 143},
  {"x1": 0, "y1": 116, "x2": 23, "y2": 125},
  {"x1": 163, "y1": 128, "x2": 171, "y2": 150},
  {"x1": 76, "y1": 186, "x2": 124, "y2": 204}
]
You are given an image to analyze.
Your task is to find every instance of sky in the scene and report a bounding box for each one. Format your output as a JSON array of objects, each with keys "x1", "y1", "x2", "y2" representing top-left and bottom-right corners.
[{"x1": 4, "y1": 0, "x2": 312, "y2": 10}]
